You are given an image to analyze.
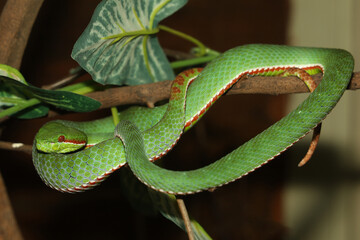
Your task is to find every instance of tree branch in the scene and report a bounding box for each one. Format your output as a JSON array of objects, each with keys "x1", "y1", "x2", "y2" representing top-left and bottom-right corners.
[
  {"x1": 0, "y1": 0, "x2": 44, "y2": 68},
  {"x1": 0, "y1": 141, "x2": 32, "y2": 155},
  {"x1": 86, "y1": 72, "x2": 360, "y2": 109},
  {"x1": 0, "y1": 175, "x2": 23, "y2": 240}
]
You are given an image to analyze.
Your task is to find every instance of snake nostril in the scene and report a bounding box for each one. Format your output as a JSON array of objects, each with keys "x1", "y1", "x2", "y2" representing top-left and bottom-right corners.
[{"x1": 58, "y1": 135, "x2": 65, "y2": 142}]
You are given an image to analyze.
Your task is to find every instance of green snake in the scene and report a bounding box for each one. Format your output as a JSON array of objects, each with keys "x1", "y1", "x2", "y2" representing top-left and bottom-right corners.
[{"x1": 33, "y1": 44, "x2": 354, "y2": 194}]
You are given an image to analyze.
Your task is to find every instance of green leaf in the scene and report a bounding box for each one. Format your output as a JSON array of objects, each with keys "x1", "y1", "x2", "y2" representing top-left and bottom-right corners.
[
  {"x1": 148, "y1": 189, "x2": 213, "y2": 239},
  {"x1": 0, "y1": 76, "x2": 101, "y2": 113},
  {"x1": 0, "y1": 64, "x2": 27, "y2": 107},
  {"x1": 14, "y1": 104, "x2": 49, "y2": 119},
  {"x1": 71, "y1": 0, "x2": 188, "y2": 86},
  {"x1": 0, "y1": 64, "x2": 26, "y2": 83},
  {"x1": 0, "y1": 64, "x2": 49, "y2": 118},
  {"x1": 119, "y1": 167, "x2": 212, "y2": 239}
]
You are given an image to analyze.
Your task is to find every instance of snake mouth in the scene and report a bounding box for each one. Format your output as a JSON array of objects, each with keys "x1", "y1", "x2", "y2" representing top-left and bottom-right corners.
[{"x1": 35, "y1": 141, "x2": 87, "y2": 154}]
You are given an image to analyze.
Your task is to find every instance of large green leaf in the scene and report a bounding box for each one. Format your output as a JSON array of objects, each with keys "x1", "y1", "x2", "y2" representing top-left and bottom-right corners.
[
  {"x1": 71, "y1": 0, "x2": 188, "y2": 85},
  {"x1": 0, "y1": 76, "x2": 101, "y2": 113}
]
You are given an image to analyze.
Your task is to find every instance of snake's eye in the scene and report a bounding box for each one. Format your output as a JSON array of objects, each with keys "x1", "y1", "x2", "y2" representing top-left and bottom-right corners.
[{"x1": 58, "y1": 135, "x2": 65, "y2": 142}]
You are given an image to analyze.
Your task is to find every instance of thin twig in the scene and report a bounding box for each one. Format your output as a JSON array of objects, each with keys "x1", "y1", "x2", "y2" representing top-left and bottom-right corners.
[
  {"x1": 176, "y1": 198, "x2": 194, "y2": 240},
  {"x1": 0, "y1": 141, "x2": 32, "y2": 155},
  {"x1": 163, "y1": 48, "x2": 195, "y2": 60},
  {"x1": 42, "y1": 68, "x2": 87, "y2": 90}
]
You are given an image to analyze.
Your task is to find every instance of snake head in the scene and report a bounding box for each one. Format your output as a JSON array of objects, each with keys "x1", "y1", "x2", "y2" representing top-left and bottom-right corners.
[{"x1": 35, "y1": 121, "x2": 87, "y2": 153}]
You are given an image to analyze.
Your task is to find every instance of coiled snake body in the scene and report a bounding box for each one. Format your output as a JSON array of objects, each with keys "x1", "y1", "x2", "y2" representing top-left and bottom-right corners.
[{"x1": 33, "y1": 44, "x2": 354, "y2": 194}]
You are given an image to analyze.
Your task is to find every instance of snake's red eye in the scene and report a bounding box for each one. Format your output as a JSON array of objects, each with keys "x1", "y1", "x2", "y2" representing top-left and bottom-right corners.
[{"x1": 58, "y1": 135, "x2": 65, "y2": 142}]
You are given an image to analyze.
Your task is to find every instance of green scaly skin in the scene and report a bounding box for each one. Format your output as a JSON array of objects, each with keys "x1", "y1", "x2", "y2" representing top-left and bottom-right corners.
[
  {"x1": 33, "y1": 44, "x2": 354, "y2": 194},
  {"x1": 32, "y1": 68, "x2": 199, "y2": 192}
]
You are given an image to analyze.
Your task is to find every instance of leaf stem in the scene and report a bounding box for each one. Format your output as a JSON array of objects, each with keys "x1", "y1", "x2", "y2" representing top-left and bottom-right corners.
[
  {"x1": 104, "y1": 28, "x2": 159, "y2": 44},
  {"x1": 58, "y1": 80, "x2": 102, "y2": 95},
  {"x1": 142, "y1": 35, "x2": 155, "y2": 81},
  {"x1": 0, "y1": 98, "x2": 40, "y2": 118},
  {"x1": 149, "y1": 0, "x2": 171, "y2": 29},
  {"x1": 133, "y1": 7, "x2": 145, "y2": 29},
  {"x1": 111, "y1": 107, "x2": 120, "y2": 125},
  {"x1": 0, "y1": 97, "x2": 27, "y2": 105},
  {"x1": 159, "y1": 25, "x2": 207, "y2": 56},
  {"x1": 170, "y1": 49, "x2": 221, "y2": 69}
]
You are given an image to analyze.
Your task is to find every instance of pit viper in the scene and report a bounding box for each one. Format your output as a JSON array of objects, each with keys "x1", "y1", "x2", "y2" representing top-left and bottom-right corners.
[{"x1": 33, "y1": 44, "x2": 354, "y2": 194}]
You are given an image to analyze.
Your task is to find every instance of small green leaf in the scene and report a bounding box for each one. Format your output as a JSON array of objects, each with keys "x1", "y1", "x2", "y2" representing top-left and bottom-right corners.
[
  {"x1": 0, "y1": 64, "x2": 26, "y2": 83},
  {"x1": 0, "y1": 76, "x2": 101, "y2": 112},
  {"x1": 71, "y1": 0, "x2": 188, "y2": 85},
  {"x1": 0, "y1": 64, "x2": 27, "y2": 107},
  {"x1": 0, "y1": 64, "x2": 49, "y2": 118},
  {"x1": 14, "y1": 104, "x2": 49, "y2": 119}
]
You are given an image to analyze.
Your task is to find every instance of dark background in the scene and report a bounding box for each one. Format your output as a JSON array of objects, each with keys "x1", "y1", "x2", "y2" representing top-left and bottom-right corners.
[{"x1": 0, "y1": 0, "x2": 290, "y2": 239}]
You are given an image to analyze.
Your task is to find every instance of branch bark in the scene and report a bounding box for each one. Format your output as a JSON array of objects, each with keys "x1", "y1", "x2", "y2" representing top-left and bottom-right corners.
[
  {"x1": 0, "y1": 0, "x2": 43, "y2": 68},
  {"x1": 0, "y1": 0, "x2": 44, "y2": 239},
  {"x1": 86, "y1": 72, "x2": 360, "y2": 109},
  {"x1": 0, "y1": 141, "x2": 32, "y2": 155},
  {"x1": 0, "y1": 176, "x2": 23, "y2": 240}
]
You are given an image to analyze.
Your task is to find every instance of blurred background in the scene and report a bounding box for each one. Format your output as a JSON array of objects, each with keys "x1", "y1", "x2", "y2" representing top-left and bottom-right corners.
[
  {"x1": 0, "y1": 0, "x2": 359, "y2": 239},
  {"x1": 285, "y1": 0, "x2": 360, "y2": 239}
]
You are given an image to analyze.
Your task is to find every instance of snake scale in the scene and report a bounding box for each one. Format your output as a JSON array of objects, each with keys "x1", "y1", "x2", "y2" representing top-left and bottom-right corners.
[{"x1": 33, "y1": 44, "x2": 354, "y2": 194}]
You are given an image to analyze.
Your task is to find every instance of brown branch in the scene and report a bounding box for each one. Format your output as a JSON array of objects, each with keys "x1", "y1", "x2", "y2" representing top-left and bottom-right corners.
[
  {"x1": 42, "y1": 68, "x2": 87, "y2": 90},
  {"x1": 163, "y1": 48, "x2": 196, "y2": 60},
  {"x1": 86, "y1": 80, "x2": 173, "y2": 108},
  {"x1": 86, "y1": 72, "x2": 360, "y2": 109},
  {"x1": 0, "y1": 0, "x2": 44, "y2": 239},
  {"x1": 0, "y1": 141, "x2": 32, "y2": 155},
  {"x1": 176, "y1": 198, "x2": 194, "y2": 240},
  {"x1": 0, "y1": 0, "x2": 44, "y2": 68},
  {"x1": 0, "y1": 175, "x2": 23, "y2": 240}
]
